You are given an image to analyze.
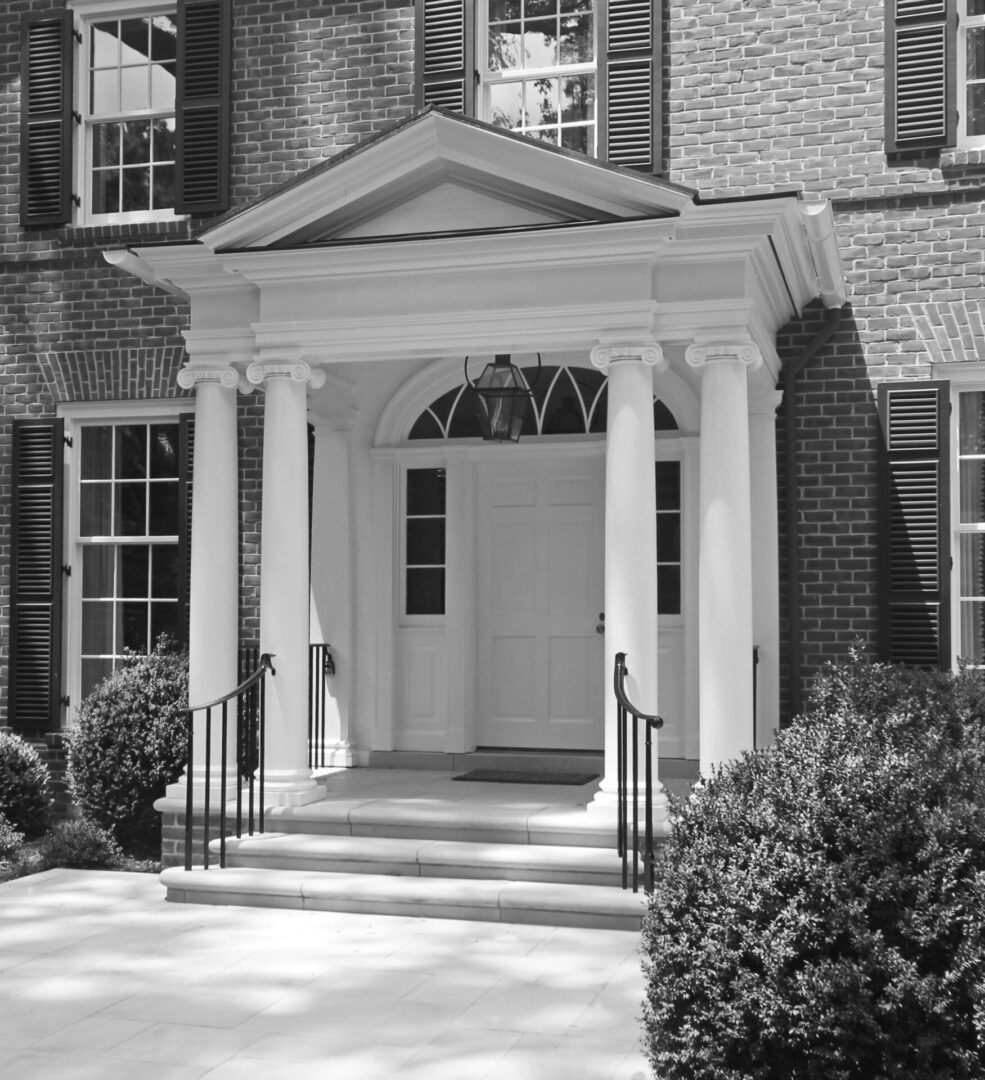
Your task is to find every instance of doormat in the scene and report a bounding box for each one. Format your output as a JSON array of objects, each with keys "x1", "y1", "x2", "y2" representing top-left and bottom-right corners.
[{"x1": 453, "y1": 770, "x2": 599, "y2": 786}]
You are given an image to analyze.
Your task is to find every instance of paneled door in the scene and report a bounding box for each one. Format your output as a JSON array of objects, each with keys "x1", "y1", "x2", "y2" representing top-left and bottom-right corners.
[{"x1": 476, "y1": 455, "x2": 604, "y2": 749}]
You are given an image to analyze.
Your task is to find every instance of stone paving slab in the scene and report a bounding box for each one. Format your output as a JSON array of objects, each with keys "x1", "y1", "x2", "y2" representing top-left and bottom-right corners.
[{"x1": 0, "y1": 868, "x2": 651, "y2": 1080}]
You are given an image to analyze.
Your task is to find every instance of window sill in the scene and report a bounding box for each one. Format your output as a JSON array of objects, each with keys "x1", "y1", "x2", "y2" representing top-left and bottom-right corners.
[
  {"x1": 941, "y1": 146, "x2": 985, "y2": 171},
  {"x1": 61, "y1": 219, "x2": 195, "y2": 245}
]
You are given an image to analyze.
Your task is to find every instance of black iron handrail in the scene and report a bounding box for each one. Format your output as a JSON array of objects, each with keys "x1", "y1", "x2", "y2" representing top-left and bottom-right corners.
[
  {"x1": 615, "y1": 651, "x2": 663, "y2": 894},
  {"x1": 180, "y1": 653, "x2": 275, "y2": 871},
  {"x1": 308, "y1": 643, "x2": 335, "y2": 769}
]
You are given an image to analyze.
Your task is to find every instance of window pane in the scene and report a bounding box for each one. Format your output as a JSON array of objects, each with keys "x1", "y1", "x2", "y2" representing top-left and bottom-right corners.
[
  {"x1": 121, "y1": 64, "x2": 150, "y2": 112},
  {"x1": 560, "y1": 14, "x2": 593, "y2": 63},
  {"x1": 91, "y1": 22, "x2": 120, "y2": 68},
  {"x1": 960, "y1": 393, "x2": 985, "y2": 453},
  {"x1": 407, "y1": 469, "x2": 446, "y2": 515},
  {"x1": 152, "y1": 119, "x2": 177, "y2": 164},
  {"x1": 960, "y1": 534, "x2": 985, "y2": 597},
  {"x1": 116, "y1": 483, "x2": 146, "y2": 535},
  {"x1": 960, "y1": 459, "x2": 985, "y2": 523},
  {"x1": 149, "y1": 425, "x2": 179, "y2": 477},
  {"x1": 489, "y1": 0, "x2": 521, "y2": 18},
  {"x1": 489, "y1": 81, "x2": 524, "y2": 127},
  {"x1": 525, "y1": 20, "x2": 558, "y2": 66},
  {"x1": 561, "y1": 74, "x2": 593, "y2": 122},
  {"x1": 489, "y1": 24, "x2": 523, "y2": 70},
  {"x1": 81, "y1": 427, "x2": 113, "y2": 479},
  {"x1": 561, "y1": 125, "x2": 588, "y2": 153},
  {"x1": 82, "y1": 601, "x2": 114, "y2": 653},
  {"x1": 150, "y1": 61, "x2": 177, "y2": 109},
  {"x1": 150, "y1": 15, "x2": 178, "y2": 59},
  {"x1": 122, "y1": 167, "x2": 152, "y2": 212},
  {"x1": 90, "y1": 66, "x2": 118, "y2": 115},
  {"x1": 80, "y1": 483, "x2": 112, "y2": 536},
  {"x1": 149, "y1": 481, "x2": 179, "y2": 535},
  {"x1": 407, "y1": 519, "x2": 446, "y2": 565},
  {"x1": 121, "y1": 601, "x2": 149, "y2": 651},
  {"x1": 122, "y1": 121, "x2": 152, "y2": 165},
  {"x1": 527, "y1": 0, "x2": 555, "y2": 16},
  {"x1": 82, "y1": 546, "x2": 114, "y2": 599},
  {"x1": 151, "y1": 546, "x2": 179, "y2": 598},
  {"x1": 968, "y1": 25, "x2": 985, "y2": 80},
  {"x1": 92, "y1": 170, "x2": 120, "y2": 215},
  {"x1": 116, "y1": 426, "x2": 146, "y2": 478},
  {"x1": 92, "y1": 124, "x2": 120, "y2": 169},
  {"x1": 82, "y1": 659, "x2": 113, "y2": 700},
  {"x1": 971, "y1": 0, "x2": 985, "y2": 14},
  {"x1": 151, "y1": 602, "x2": 179, "y2": 645},
  {"x1": 526, "y1": 78, "x2": 558, "y2": 126},
  {"x1": 655, "y1": 462, "x2": 681, "y2": 510},
  {"x1": 152, "y1": 165, "x2": 176, "y2": 209},
  {"x1": 969, "y1": 80, "x2": 985, "y2": 138},
  {"x1": 407, "y1": 568, "x2": 445, "y2": 615},
  {"x1": 119, "y1": 545, "x2": 149, "y2": 597},
  {"x1": 961, "y1": 601, "x2": 985, "y2": 664},
  {"x1": 657, "y1": 514, "x2": 681, "y2": 563},
  {"x1": 409, "y1": 411, "x2": 443, "y2": 440},
  {"x1": 657, "y1": 566, "x2": 681, "y2": 616}
]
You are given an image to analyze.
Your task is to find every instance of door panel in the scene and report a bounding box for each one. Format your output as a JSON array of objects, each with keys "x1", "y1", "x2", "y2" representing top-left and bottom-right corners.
[{"x1": 477, "y1": 456, "x2": 604, "y2": 750}]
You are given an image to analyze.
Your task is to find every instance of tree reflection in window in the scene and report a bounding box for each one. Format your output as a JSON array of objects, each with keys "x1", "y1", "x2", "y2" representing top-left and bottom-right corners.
[{"x1": 408, "y1": 365, "x2": 678, "y2": 438}]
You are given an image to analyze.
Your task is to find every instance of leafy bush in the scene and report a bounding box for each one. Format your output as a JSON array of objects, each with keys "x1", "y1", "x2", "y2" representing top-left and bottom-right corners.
[
  {"x1": 38, "y1": 817, "x2": 123, "y2": 870},
  {"x1": 0, "y1": 812, "x2": 24, "y2": 862},
  {"x1": 642, "y1": 653, "x2": 985, "y2": 1080},
  {"x1": 66, "y1": 637, "x2": 188, "y2": 858},
  {"x1": 0, "y1": 730, "x2": 50, "y2": 838}
]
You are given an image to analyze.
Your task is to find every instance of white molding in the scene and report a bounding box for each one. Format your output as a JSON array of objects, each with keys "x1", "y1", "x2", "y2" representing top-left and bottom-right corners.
[
  {"x1": 590, "y1": 344, "x2": 666, "y2": 371},
  {"x1": 685, "y1": 343, "x2": 764, "y2": 372},
  {"x1": 246, "y1": 360, "x2": 327, "y2": 389}
]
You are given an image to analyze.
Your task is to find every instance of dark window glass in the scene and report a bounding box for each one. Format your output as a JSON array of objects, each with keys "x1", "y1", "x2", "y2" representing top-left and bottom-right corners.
[
  {"x1": 81, "y1": 427, "x2": 112, "y2": 479},
  {"x1": 121, "y1": 600, "x2": 148, "y2": 651},
  {"x1": 657, "y1": 566, "x2": 681, "y2": 616},
  {"x1": 119, "y1": 545, "x2": 149, "y2": 596},
  {"x1": 152, "y1": 546, "x2": 179, "y2": 598},
  {"x1": 655, "y1": 461, "x2": 681, "y2": 510},
  {"x1": 656, "y1": 515, "x2": 680, "y2": 563},
  {"x1": 150, "y1": 424, "x2": 178, "y2": 477},
  {"x1": 149, "y1": 481, "x2": 178, "y2": 535},
  {"x1": 116, "y1": 426, "x2": 147, "y2": 479},
  {"x1": 654, "y1": 400, "x2": 678, "y2": 431},
  {"x1": 80, "y1": 483, "x2": 112, "y2": 536},
  {"x1": 407, "y1": 468, "x2": 446, "y2": 516},
  {"x1": 407, "y1": 519, "x2": 446, "y2": 565},
  {"x1": 407, "y1": 569, "x2": 445, "y2": 615},
  {"x1": 448, "y1": 391, "x2": 484, "y2": 439},
  {"x1": 409, "y1": 411, "x2": 443, "y2": 440},
  {"x1": 116, "y1": 483, "x2": 146, "y2": 535}
]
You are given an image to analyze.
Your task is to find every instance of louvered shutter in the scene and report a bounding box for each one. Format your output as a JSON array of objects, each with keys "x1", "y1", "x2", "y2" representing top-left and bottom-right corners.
[
  {"x1": 19, "y1": 10, "x2": 74, "y2": 227},
  {"x1": 176, "y1": 0, "x2": 231, "y2": 214},
  {"x1": 415, "y1": 0, "x2": 475, "y2": 113},
  {"x1": 885, "y1": 0, "x2": 957, "y2": 152},
  {"x1": 9, "y1": 420, "x2": 65, "y2": 734},
  {"x1": 177, "y1": 415, "x2": 194, "y2": 648},
  {"x1": 877, "y1": 382, "x2": 950, "y2": 668},
  {"x1": 601, "y1": 0, "x2": 660, "y2": 172}
]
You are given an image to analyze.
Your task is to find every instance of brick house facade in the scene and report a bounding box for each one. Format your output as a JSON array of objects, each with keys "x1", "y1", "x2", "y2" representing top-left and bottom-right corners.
[{"x1": 0, "y1": 0, "x2": 979, "y2": 810}]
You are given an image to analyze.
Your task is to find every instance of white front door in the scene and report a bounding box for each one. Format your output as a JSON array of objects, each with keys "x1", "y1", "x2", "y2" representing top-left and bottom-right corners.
[{"x1": 476, "y1": 454, "x2": 605, "y2": 750}]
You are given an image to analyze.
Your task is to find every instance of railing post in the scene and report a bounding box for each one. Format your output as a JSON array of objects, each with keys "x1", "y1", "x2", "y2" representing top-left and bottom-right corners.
[{"x1": 184, "y1": 712, "x2": 194, "y2": 872}]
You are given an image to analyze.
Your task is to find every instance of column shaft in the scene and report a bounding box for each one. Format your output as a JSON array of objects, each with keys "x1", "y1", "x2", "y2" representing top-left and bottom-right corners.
[{"x1": 689, "y1": 346, "x2": 758, "y2": 774}]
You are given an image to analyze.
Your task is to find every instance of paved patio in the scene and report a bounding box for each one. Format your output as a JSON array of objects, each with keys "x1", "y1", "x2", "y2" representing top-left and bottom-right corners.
[{"x1": 0, "y1": 868, "x2": 651, "y2": 1079}]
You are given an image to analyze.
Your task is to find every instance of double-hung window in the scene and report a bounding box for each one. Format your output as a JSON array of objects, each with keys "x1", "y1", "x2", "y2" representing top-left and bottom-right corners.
[
  {"x1": 20, "y1": 0, "x2": 231, "y2": 228},
  {"x1": 886, "y1": 0, "x2": 985, "y2": 153},
  {"x1": 416, "y1": 0, "x2": 660, "y2": 171}
]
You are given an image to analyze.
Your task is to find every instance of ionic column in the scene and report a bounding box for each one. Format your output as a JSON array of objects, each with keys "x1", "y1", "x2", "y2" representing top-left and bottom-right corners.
[
  {"x1": 685, "y1": 343, "x2": 762, "y2": 774},
  {"x1": 588, "y1": 345, "x2": 669, "y2": 833},
  {"x1": 166, "y1": 367, "x2": 240, "y2": 798},
  {"x1": 246, "y1": 359, "x2": 325, "y2": 806}
]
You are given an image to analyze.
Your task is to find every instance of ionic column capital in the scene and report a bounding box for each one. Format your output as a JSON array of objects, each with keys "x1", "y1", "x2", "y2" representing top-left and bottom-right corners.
[
  {"x1": 176, "y1": 366, "x2": 241, "y2": 391},
  {"x1": 685, "y1": 343, "x2": 763, "y2": 372},
  {"x1": 246, "y1": 359, "x2": 327, "y2": 390},
  {"x1": 590, "y1": 344, "x2": 667, "y2": 372}
]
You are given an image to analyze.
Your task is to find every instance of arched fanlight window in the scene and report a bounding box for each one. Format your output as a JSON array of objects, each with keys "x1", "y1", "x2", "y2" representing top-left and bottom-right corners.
[{"x1": 408, "y1": 366, "x2": 678, "y2": 439}]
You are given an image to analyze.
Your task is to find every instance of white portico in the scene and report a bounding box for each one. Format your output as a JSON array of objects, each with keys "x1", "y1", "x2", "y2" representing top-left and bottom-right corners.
[{"x1": 122, "y1": 108, "x2": 845, "y2": 815}]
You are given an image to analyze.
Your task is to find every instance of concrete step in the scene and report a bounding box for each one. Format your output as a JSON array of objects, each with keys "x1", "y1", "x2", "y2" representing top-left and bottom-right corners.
[
  {"x1": 160, "y1": 865, "x2": 647, "y2": 931},
  {"x1": 216, "y1": 831, "x2": 626, "y2": 887}
]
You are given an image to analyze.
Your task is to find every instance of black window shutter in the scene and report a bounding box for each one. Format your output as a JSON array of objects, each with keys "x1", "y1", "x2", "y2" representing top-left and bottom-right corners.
[
  {"x1": 9, "y1": 419, "x2": 65, "y2": 734},
  {"x1": 885, "y1": 0, "x2": 957, "y2": 153},
  {"x1": 19, "y1": 10, "x2": 75, "y2": 227},
  {"x1": 877, "y1": 381, "x2": 951, "y2": 668},
  {"x1": 176, "y1": 0, "x2": 231, "y2": 215},
  {"x1": 415, "y1": 0, "x2": 475, "y2": 114},
  {"x1": 177, "y1": 415, "x2": 195, "y2": 649},
  {"x1": 600, "y1": 0, "x2": 661, "y2": 173}
]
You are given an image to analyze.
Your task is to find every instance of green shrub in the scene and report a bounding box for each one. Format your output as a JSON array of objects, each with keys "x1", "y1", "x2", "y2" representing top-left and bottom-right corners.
[
  {"x1": 641, "y1": 653, "x2": 985, "y2": 1080},
  {"x1": 66, "y1": 636, "x2": 188, "y2": 858},
  {"x1": 0, "y1": 812, "x2": 24, "y2": 861},
  {"x1": 39, "y1": 817, "x2": 123, "y2": 870},
  {"x1": 0, "y1": 730, "x2": 50, "y2": 838}
]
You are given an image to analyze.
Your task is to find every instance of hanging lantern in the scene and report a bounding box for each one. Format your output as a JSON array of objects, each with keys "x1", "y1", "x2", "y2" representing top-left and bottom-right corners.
[{"x1": 464, "y1": 353, "x2": 541, "y2": 442}]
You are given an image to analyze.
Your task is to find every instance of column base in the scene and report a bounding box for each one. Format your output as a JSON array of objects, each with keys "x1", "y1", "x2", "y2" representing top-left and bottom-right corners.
[
  {"x1": 260, "y1": 769, "x2": 325, "y2": 807},
  {"x1": 589, "y1": 777, "x2": 673, "y2": 839}
]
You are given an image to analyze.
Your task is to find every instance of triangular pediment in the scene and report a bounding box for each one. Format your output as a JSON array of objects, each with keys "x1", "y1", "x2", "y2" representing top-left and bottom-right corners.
[{"x1": 200, "y1": 108, "x2": 696, "y2": 251}]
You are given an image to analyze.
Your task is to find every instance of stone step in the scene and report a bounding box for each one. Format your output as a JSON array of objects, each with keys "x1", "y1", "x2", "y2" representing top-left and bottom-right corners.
[
  {"x1": 160, "y1": 865, "x2": 647, "y2": 931},
  {"x1": 216, "y1": 831, "x2": 627, "y2": 888},
  {"x1": 263, "y1": 795, "x2": 617, "y2": 848}
]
